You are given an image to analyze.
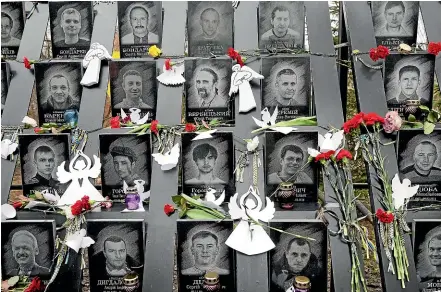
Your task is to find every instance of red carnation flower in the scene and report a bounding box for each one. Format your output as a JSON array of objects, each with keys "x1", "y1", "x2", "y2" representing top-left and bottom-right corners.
[
  {"x1": 227, "y1": 47, "x2": 239, "y2": 59},
  {"x1": 369, "y1": 48, "x2": 379, "y2": 62},
  {"x1": 315, "y1": 150, "x2": 335, "y2": 162},
  {"x1": 363, "y1": 112, "x2": 385, "y2": 126},
  {"x1": 33, "y1": 127, "x2": 44, "y2": 134},
  {"x1": 110, "y1": 116, "x2": 121, "y2": 128},
  {"x1": 343, "y1": 112, "x2": 365, "y2": 133},
  {"x1": 23, "y1": 57, "x2": 32, "y2": 69},
  {"x1": 336, "y1": 149, "x2": 353, "y2": 162},
  {"x1": 428, "y1": 41, "x2": 441, "y2": 56},
  {"x1": 185, "y1": 123, "x2": 197, "y2": 132},
  {"x1": 369, "y1": 45, "x2": 389, "y2": 62},
  {"x1": 71, "y1": 200, "x2": 83, "y2": 216},
  {"x1": 122, "y1": 116, "x2": 131, "y2": 124},
  {"x1": 165, "y1": 59, "x2": 172, "y2": 70},
  {"x1": 81, "y1": 196, "x2": 91, "y2": 210},
  {"x1": 13, "y1": 202, "x2": 23, "y2": 209},
  {"x1": 236, "y1": 55, "x2": 244, "y2": 67},
  {"x1": 375, "y1": 208, "x2": 394, "y2": 224},
  {"x1": 24, "y1": 276, "x2": 45, "y2": 292},
  {"x1": 164, "y1": 204, "x2": 175, "y2": 216},
  {"x1": 150, "y1": 120, "x2": 159, "y2": 135}
]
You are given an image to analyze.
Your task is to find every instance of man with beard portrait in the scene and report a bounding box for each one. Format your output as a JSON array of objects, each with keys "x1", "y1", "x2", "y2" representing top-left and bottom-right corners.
[{"x1": 194, "y1": 68, "x2": 227, "y2": 108}]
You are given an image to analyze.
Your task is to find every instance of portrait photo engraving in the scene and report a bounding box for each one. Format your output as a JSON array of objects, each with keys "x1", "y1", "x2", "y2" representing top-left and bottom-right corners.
[
  {"x1": 384, "y1": 54, "x2": 435, "y2": 118},
  {"x1": 18, "y1": 134, "x2": 70, "y2": 197},
  {"x1": 261, "y1": 56, "x2": 311, "y2": 121},
  {"x1": 118, "y1": 2, "x2": 162, "y2": 58},
  {"x1": 413, "y1": 220, "x2": 441, "y2": 292},
  {"x1": 187, "y1": 1, "x2": 234, "y2": 57},
  {"x1": 100, "y1": 134, "x2": 151, "y2": 202},
  {"x1": 1, "y1": 2, "x2": 25, "y2": 59},
  {"x1": 1, "y1": 220, "x2": 56, "y2": 280},
  {"x1": 1, "y1": 62, "x2": 11, "y2": 113},
  {"x1": 109, "y1": 60, "x2": 157, "y2": 122},
  {"x1": 185, "y1": 59, "x2": 234, "y2": 124},
  {"x1": 269, "y1": 221, "x2": 327, "y2": 292},
  {"x1": 265, "y1": 131, "x2": 319, "y2": 206},
  {"x1": 177, "y1": 220, "x2": 235, "y2": 291},
  {"x1": 371, "y1": 1, "x2": 419, "y2": 49},
  {"x1": 397, "y1": 129, "x2": 441, "y2": 208},
  {"x1": 35, "y1": 62, "x2": 83, "y2": 125},
  {"x1": 182, "y1": 132, "x2": 235, "y2": 201},
  {"x1": 258, "y1": 2, "x2": 305, "y2": 50},
  {"x1": 87, "y1": 220, "x2": 145, "y2": 292},
  {"x1": 49, "y1": 1, "x2": 93, "y2": 59}
]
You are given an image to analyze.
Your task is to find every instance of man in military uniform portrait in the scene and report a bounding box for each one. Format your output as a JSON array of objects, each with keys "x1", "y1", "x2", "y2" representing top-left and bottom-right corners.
[
  {"x1": 388, "y1": 65, "x2": 422, "y2": 105},
  {"x1": 43, "y1": 74, "x2": 79, "y2": 112},
  {"x1": 195, "y1": 68, "x2": 227, "y2": 108},
  {"x1": 377, "y1": 1, "x2": 411, "y2": 37},
  {"x1": 268, "y1": 144, "x2": 313, "y2": 184},
  {"x1": 26, "y1": 145, "x2": 60, "y2": 190},
  {"x1": 273, "y1": 69, "x2": 299, "y2": 107},
  {"x1": 114, "y1": 70, "x2": 151, "y2": 109},
  {"x1": 181, "y1": 231, "x2": 229, "y2": 276},
  {"x1": 54, "y1": 8, "x2": 89, "y2": 47},
  {"x1": 10, "y1": 230, "x2": 50, "y2": 276},
  {"x1": 261, "y1": 6, "x2": 301, "y2": 45},
  {"x1": 110, "y1": 145, "x2": 141, "y2": 186},
  {"x1": 185, "y1": 143, "x2": 225, "y2": 185},
  {"x1": 402, "y1": 140, "x2": 441, "y2": 183},
  {"x1": 121, "y1": 6, "x2": 159, "y2": 45},
  {"x1": 1, "y1": 12, "x2": 20, "y2": 46}
]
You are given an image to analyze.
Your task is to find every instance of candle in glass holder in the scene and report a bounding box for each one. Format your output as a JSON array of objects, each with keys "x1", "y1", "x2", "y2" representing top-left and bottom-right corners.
[
  {"x1": 203, "y1": 271, "x2": 220, "y2": 292},
  {"x1": 125, "y1": 186, "x2": 140, "y2": 210},
  {"x1": 293, "y1": 276, "x2": 311, "y2": 292}
]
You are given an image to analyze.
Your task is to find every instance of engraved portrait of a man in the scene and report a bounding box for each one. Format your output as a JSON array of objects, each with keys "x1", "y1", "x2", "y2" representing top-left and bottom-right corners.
[
  {"x1": 54, "y1": 8, "x2": 89, "y2": 47},
  {"x1": 195, "y1": 68, "x2": 227, "y2": 108},
  {"x1": 43, "y1": 74, "x2": 79, "y2": 112},
  {"x1": 274, "y1": 69, "x2": 299, "y2": 107},
  {"x1": 402, "y1": 141, "x2": 441, "y2": 182},
  {"x1": 114, "y1": 70, "x2": 151, "y2": 109},
  {"x1": 185, "y1": 143, "x2": 226, "y2": 185},
  {"x1": 110, "y1": 145, "x2": 141, "y2": 186},
  {"x1": 26, "y1": 145, "x2": 60, "y2": 190},
  {"x1": 181, "y1": 231, "x2": 229, "y2": 276},
  {"x1": 121, "y1": 5, "x2": 159, "y2": 45},
  {"x1": 261, "y1": 6, "x2": 301, "y2": 45},
  {"x1": 377, "y1": 1, "x2": 411, "y2": 37},
  {"x1": 10, "y1": 230, "x2": 50, "y2": 276},
  {"x1": 388, "y1": 65, "x2": 421, "y2": 105},
  {"x1": 1, "y1": 12, "x2": 20, "y2": 46},
  {"x1": 425, "y1": 234, "x2": 441, "y2": 280},
  {"x1": 268, "y1": 144, "x2": 312, "y2": 184},
  {"x1": 197, "y1": 8, "x2": 224, "y2": 41}
]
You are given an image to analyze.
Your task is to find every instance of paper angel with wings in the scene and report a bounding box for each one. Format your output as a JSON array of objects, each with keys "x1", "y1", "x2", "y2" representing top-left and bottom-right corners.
[
  {"x1": 229, "y1": 64, "x2": 264, "y2": 113},
  {"x1": 121, "y1": 108, "x2": 150, "y2": 125},
  {"x1": 225, "y1": 186, "x2": 276, "y2": 255},
  {"x1": 56, "y1": 151, "x2": 105, "y2": 206},
  {"x1": 252, "y1": 107, "x2": 296, "y2": 134},
  {"x1": 81, "y1": 43, "x2": 112, "y2": 87},
  {"x1": 157, "y1": 61, "x2": 186, "y2": 86}
]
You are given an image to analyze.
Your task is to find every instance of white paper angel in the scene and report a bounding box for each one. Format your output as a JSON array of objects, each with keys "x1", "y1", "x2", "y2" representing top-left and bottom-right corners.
[
  {"x1": 252, "y1": 107, "x2": 296, "y2": 134},
  {"x1": 245, "y1": 136, "x2": 259, "y2": 152},
  {"x1": 66, "y1": 229, "x2": 95, "y2": 253},
  {"x1": 229, "y1": 64, "x2": 264, "y2": 113},
  {"x1": 56, "y1": 151, "x2": 105, "y2": 206},
  {"x1": 1, "y1": 139, "x2": 18, "y2": 159},
  {"x1": 121, "y1": 108, "x2": 150, "y2": 125},
  {"x1": 80, "y1": 43, "x2": 112, "y2": 87},
  {"x1": 157, "y1": 61, "x2": 186, "y2": 85},
  {"x1": 307, "y1": 130, "x2": 344, "y2": 158},
  {"x1": 225, "y1": 186, "x2": 276, "y2": 255},
  {"x1": 121, "y1": 180, "x2": 150, "y2": 212},
  {"x1": 204, "y1": 188, "x2": 225, "y2": 206},
  {"x1": 152, "y1": 143, "x2": 180, "y2": 171},
  {"x1": 192, "y1": 129, "x2": 218, "y2": 141},
  {"x1": 391, "y1": 174, "x2": 419, "y2": 210}
]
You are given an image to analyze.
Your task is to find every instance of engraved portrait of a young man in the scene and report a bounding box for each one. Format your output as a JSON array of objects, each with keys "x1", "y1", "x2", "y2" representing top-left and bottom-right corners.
[
  {"x1": 25, "y1": 144, "x2": 61, "y2": 190},
  {"x1": 377, "y1": 1, "x2": 411, "y2": 37},
  {"x1": 54, "y1": 7, "x2": 88, "y2": 47},
  {"x1": 43, "y1": 74, "x2": 80, "y2": 112},
  {"x1": 1, "y1": 2, "x2": 25, "y2": 58},
  {"x1": 93, "y1": 236, "x2": 135, "y2": 277},
  {"x1": 261, "y1": 6, "x2": 301, "y2": 45},
  {"x1": 185, "y1": 143, "x2": 226, "y2": 185},
  {"x1": 1, "y1": 12, "x2": 20, "y2": 46},
  {"x1": 114, "y1": 70, "x2": 152, "y2": 109},
  {"x1": 273, "y1": 68, "x2": 300, "y2": 107},
  {"x1": 110, "y1": 145, "x2": 141, "y2": 186},
  {"x1": 388, "y1": 65, "x2": 422, "y2": 105},
  {"x1": 120, "y1": 5, "x2": 159, "y2": 45}
]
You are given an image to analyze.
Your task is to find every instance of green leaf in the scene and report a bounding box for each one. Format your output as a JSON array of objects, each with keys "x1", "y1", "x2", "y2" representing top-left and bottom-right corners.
[
  {"x1": 171, "y1": 195, "x2": 182, "y2": 205},
  {"x1": 178, "y1": 209, "x2": 187, "y2": 218},
  {"x1": 419, "y1": 105, "x2": 430, "y2": 112},
  {"x1": 7, "y1": 276, "x2": 20, "y2": 286},
  {"x1": 209, "y1": 118, "x2": 220, "y2": 125},
  {"x1": 407, "y1": 114, "x2": 416, "y2": 122},
  {"x1": 423, "y1": 121, "x2": 435, "y2": 135},
  {"x1": 411, "y1": 122, "x2": 423, "y2": 129},
  {"x1": 427, "y1": 111, "x2": 438, "y2": 123},
  {"x1": 186, "y1": 209, "x2": 220, "y2": 219},
  {"x1": 181, "y1": 194, "x2": 204, "y2": 207}
]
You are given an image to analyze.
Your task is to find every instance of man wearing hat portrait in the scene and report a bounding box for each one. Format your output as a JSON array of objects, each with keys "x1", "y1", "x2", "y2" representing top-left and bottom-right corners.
[{"x1": 110, "y1": 145, "x2": 140, "y2": 186}]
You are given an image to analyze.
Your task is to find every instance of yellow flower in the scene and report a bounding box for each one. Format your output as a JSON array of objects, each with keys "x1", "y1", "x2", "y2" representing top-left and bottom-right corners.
[{"x1": 148, "y1": 45, "x2": 162, "y2": 58}]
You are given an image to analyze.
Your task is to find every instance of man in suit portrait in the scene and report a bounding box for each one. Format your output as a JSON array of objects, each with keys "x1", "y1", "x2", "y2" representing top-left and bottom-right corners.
[
  {"x1": 268, "y1": 144, "x2": 312, "y2": 184},
  {"x1": 185, "y1": 143, "x2": 225, "y2": 185},
  {"x1": 402, "y1": 141, "x2": 441, "y2": 183},
  {"x1": 10, "y1": 230, "x2": 50, "y2": 276},
  {"x1": 26, "y1": 145, "x2": 60, "y2": 190},
  {"x1": 114, "y1": 70, "x2": 151, "y2": 109},
  {"x1": 93, "y1": 236, "x2": 135, "y2": 278},
  {"x1": 55, "y1": 8, "x2": 89, "y2": 46},
  {"x1": 273, "y1": 68, "x2": 300, "y2": 107},
  {"x1": 43, "y1": 74, "x2": 79, "y2": 112},
  {"x1": 121, "y1": 6, "x2": 159, "y2": 45},
  {"x1": 261, "y1": 6, "x2": 301, "y2": 45},
  {"x1": 110, "y1": 145, "x2": 141, "y2": 187},
  {"x1": 377, "y1": 1, "x2": 411, "y2": 37},
  {"x1": 194, "y1": 68, "x2": 227, "y2": 108},
  {"x1": 1, "y1": 12, "x2": 21, "y2": 46},
  {"x1": 388, "y1": 65, "x2": 422, "y2": 105},
  {"x1": 182, "y1": 231, "x2": 229, "y2": 276}
]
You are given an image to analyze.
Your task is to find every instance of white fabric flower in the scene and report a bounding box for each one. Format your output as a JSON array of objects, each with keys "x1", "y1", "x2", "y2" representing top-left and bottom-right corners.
[
  {"x1": 22, "y1": 116, "x2": 37, "y2": 127},
  {"x1": 391, "y1": 174, "x2": 419, "y2": 210},
  {"x1": 308, "y1": 130, "x2": 344, "y2": 157}
]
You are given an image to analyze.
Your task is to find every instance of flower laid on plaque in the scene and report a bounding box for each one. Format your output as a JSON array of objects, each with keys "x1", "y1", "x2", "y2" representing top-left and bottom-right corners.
[
  {"x1": 269, "y1": 220, "x2": 327, "y2": 292},
  {"x1": 261, "y1": 56, "x2": 311, "y2": 122},
  {"x1": 35, "y1": 61, "x2": 83, "y2": 125},
  {"x1": 18, "y1": 134, "x2": 70, "y2": 197},
  {"x1": 49, "y1": 1, "x2": 93, "y2": 59},
  {"x1": 87, "y1": 220, "x2": 145, "y2": 292},
  {"x1": 100, "y1": 134, "x2": 151, "y2": 202},
  {"x1": 109, "y1": 60, "x2": 157, "y2": 122},
  {"x1": 187, "y1": 1, "x2": 234, "y2": 57},
  {"x1": 413, "y1": 220, "x2": 441, "y2": 292},
  {"x1": 182, "y1": 132, "x2": 234, "y2": 202},
  {"x1": 258, "y1": 2, "x2": 305, "y2": 50},
  {"x1": 118, "y1": 2, "x2": 162, "y2": 58},
  {"x1": 1, "y1": 2, "x2": 25, "y2": 59},
  {"x1": 397, "y1": 129, "x2": 441, "y2": 208},
  {"x1": 185, "y1": 58, "x2": 234, "y2": 124},
  {"x1": 265, "y1": 131, "x2": 318, "y2": 210},
  {"x1": 371, "y1": 1, "x2": 418, "y2": 50},
  {"x1": 1, "y1": 62, "x2": 11, "y2": 113},
  {"x1": 1, "y1": 220, "x2": 56, "y2": 280},
  {"x1": 384, "y1": 53, "x2": 435, "y2": 118},
  {"x1": 177, "y1": 220, "x2": 235, "y2": 291}
]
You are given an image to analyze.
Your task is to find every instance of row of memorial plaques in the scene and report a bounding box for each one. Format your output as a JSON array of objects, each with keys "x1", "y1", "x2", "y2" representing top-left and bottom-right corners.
[
  {"x1": 1, "y1": 219, "x2": 329, "y2": 292},
  {"x1": 12, "y1": 128, "x2": 441, "y2": 208}
]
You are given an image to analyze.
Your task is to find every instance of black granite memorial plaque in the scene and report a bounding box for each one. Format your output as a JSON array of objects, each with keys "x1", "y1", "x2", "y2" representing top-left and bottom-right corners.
[
  {"x1": 1, "y1": 62, "x2": 11, "y2": 113},
  {"x1": 1, "y1": 2, "x2": 25, "y2": 59}
]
